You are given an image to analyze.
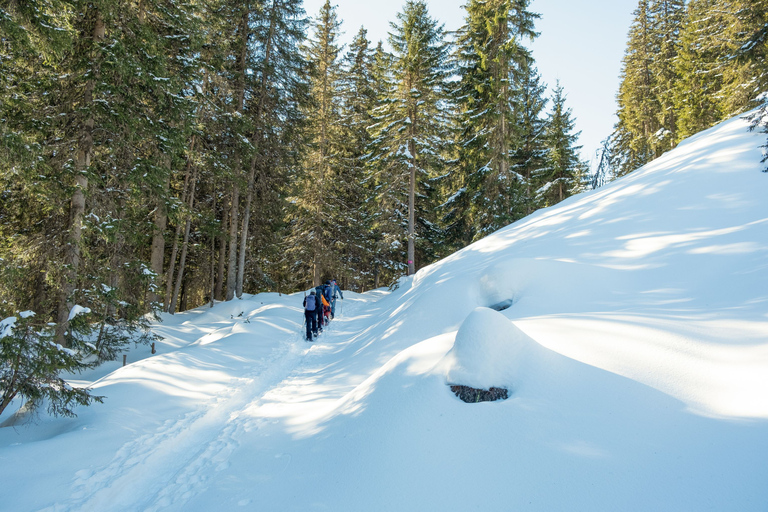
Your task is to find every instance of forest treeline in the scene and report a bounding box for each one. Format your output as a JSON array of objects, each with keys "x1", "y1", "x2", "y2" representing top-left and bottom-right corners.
[
  {"x1": 1, "y1": 0, "x2": 767, "y2": 350},
  {"x1": 606, "y1": 0, "x2": 768, "y2": 181},
  {"x1": 0, "y1": 0, "x2": 588, "y2": 347}
]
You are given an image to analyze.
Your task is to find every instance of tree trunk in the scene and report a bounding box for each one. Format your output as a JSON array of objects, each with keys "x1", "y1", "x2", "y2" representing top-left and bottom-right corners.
[
  {"x1": 408, "y1": 137, "x2": 416, "y2": 276},
  {"x1": 216, "y1": 200, "x2": 228, "y2": 301},
  {"x1": 56, "y1": 12, "x2": 104, "y2": 346},
  {"x1": 164, "y1": 145, "x2": 195, "y2": 311},
  {"x1": 150, "y1": 171, "x2": 169, "y2": 306},
  {"x1": 169, "y1": 169, "x2": 197, "y2": 314},
  {"x1": 226, "y1": 185, "x2": 239, "y2": 300},
  {"x1": 236, "y1": 166, "x2": 255, "y2": 298}
]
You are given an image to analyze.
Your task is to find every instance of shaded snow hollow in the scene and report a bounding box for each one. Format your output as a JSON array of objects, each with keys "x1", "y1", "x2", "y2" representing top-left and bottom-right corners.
[{"x1": 1, "y1": 111, "x2": 768, "y2": 511}]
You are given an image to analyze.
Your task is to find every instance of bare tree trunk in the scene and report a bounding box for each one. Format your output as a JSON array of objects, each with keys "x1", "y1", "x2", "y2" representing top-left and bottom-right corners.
[
  {"x1": 168, "y1": 173, "x2": 197, "y2": 314},
  {"x1": 150, "y1": 171, "x2": 169, "y2": 306},
  {"x1": 164, "y1": 145, "x2": 195, "y2": 310},
  {"x1": 216, "y1": 202, "x2": 227, "y2": 301},
  {"x1": 236, "y1": 171, "x2": 254, "y2": 298},
  {"x1": 209, "y1": 193, "x2": 217, "y2": 308},
  {"x1": 226, "y1": 185, "x2": 239, "y2": 300},
  {"x1": 56, "y1": 13, "x2": 104, "y2": 346},
  {"x1": 169, "y1": 169, "x2": 198, "y2": 314},
  {"x1": 407, "y1": 150, "x2": 416, "y2": 276}
]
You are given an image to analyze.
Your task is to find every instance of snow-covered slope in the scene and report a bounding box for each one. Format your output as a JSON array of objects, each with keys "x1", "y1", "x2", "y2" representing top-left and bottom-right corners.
[{"x1": 1, "y1": 113, "x2": 767, "y2": 511}]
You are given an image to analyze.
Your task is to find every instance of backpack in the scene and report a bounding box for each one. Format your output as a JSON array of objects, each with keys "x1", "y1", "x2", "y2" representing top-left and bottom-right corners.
[
  {"x1": 305, "y1": 294, "x2": 316, "y2": 311},
  {"x1": 323, "y1": 284, "x2": 332, "y2": 303}
]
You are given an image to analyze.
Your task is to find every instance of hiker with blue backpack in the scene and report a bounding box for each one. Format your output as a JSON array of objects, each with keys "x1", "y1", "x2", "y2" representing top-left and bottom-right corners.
[
  {"x1": 314, "y1": 283, "x2": 326, "y2": 331},
  {"x1": 303, "y1": 291, "x2": 319, "y2": 341},
  {"x1": 328, "y1": 279, "x2": 343, "y2": 319}
]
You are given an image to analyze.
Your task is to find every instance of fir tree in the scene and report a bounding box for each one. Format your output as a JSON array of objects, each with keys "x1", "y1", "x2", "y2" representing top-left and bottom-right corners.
[
  {"x1": 449, "y1": 0, "x2": 540, "y2": 245},
  {"x1": 537, "y1": 82, "x2": 583, "y2": 206},
  {"x1": 0, "y1": 313, "x2": 103, "y2": 418},
  {"x1": 615, "y1": 0, "x2": 658, "y2": 175},
  {"x1": 338, "y1": 27, "x2": 378, "y2": 290},
  {"x1": 368, "y1": 1, "x2": 452, "y2": 276},
  {"x1": 648, "y1": 0, "x2": 685, "y2": 153},
  {"x1": 673, "y1": 0, "x2": 726, "y2": 142},
  {"x1": 287, "y1": 0, "x2": 345, "y2": 286},
  {"x1": 510, "y1": 62, "x2": 548, "y2": 218},
  {"x1": 717, "y1": 0, "x2": 768, "y2": 117},
  {"x1": 365, "y1": 41, "x2": 403, "y2": 287}
]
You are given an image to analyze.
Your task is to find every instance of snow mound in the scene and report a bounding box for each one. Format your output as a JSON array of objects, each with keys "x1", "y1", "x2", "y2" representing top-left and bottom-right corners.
[{"x1": 444, "y1": 307, "x2": 545, "y2": 391}]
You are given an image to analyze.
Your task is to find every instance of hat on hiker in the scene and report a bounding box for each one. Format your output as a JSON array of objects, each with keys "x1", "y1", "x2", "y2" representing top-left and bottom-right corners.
[{"x1": 310, "y1": 290, "x2": 316, "y2": 295}]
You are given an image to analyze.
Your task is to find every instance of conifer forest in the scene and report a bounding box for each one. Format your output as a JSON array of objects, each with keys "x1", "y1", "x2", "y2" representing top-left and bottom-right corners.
[{"x1": 1, "y1": 0, "x2": 767, "y2": 360}]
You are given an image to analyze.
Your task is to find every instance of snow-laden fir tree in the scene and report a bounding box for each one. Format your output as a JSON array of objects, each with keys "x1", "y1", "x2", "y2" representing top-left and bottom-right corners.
[
  {"x1": 364, "y1": 41, "x2": 406, "y2": 287},
  {"x1": 672, "y1": 0, "x2": 726, "y2": 142},
  {"x1": 714, "y1": 0, "x2": 768, "y2": 118},
  {"x1": 648, "y1": 0, "x2": 685, "y2": 154},
  {"x1": 368, "y1": 0, "x2": 452, "y2": 276},
  {"x1": 510, "y1": 62, "x2": 548, "y2": 218},
  {"x1": 615, "y1": 0, "x2": 658, "y2": 176},
  {"x1": 337, "y1": 27, "x2": 379, "y2": 290},
  {"x1": 286, "y1": 0, "x2": 345, "y2": 287},
  {"x1": 447, "y1": 0, "x2": 540, "y2": 247},
  {"x1": 536, "y1": 82, "x2": 583, "y2": 206}
]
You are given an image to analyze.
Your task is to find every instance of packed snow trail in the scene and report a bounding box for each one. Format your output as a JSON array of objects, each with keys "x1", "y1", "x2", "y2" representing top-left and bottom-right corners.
[{"x1": 43, "y1": 293, "x2": 384, "y2": 512}]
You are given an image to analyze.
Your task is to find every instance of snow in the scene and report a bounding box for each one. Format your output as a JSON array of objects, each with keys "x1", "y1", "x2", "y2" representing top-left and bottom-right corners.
[
  {"x1": 2, "y1": 111, "x2": 768, "y2": 510},
  {"x1": 67, "y1": 305, "x2": 91, "y2": 321},
  {"x1": 443, "y1": 306, "x2": 547, "y2": 390},
  {"x1": 0, "y1": 316, "x2": 16, "y2": 338}
]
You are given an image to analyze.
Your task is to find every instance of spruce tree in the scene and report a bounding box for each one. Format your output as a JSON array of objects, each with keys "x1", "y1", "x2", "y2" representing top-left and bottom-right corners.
[
  {"x1": 648, "y1": 0, "x2": 685, "y2": 154},
  {"x1": 717, "y1": 0, "x2": 768, "y2": 117},
  {"x1": 449, "y1": 0, "x2": 540, "y2": 245},
  {"x1": 365, "y1": 41, "x2": 403, "y2": 287},
  {"x1": 615, "y1": 0, "x2": 658, "y2": 175},
  {"x1": 368, "y1": 0, "x2": 452, "y2": 276},
  {"x1": 537, "y1": 82, "x2": 583, "y2": 207},
  {"x1": 673, "y1": 0, "x2": 726, "y2": 142},
  {"x1": 510, "y1": 62, "x2": 548, "y2": 219},
  {"x1": 338, "y1": 27, "x2": 378, "y2": 290},
  {"x1": 287, "y1": 0, "x2": 345, "y2": 286}
]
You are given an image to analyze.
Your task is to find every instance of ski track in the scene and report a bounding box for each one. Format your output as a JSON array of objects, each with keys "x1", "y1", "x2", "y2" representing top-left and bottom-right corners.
[{"x1": 43, "y1": 306, "x2": 342, "y2": 512}]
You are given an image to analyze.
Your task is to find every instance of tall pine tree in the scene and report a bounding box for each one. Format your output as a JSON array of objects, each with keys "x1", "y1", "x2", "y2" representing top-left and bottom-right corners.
[
  {"x1": 449, "y1": 0, "x2": 540, "y2": 245},
  {"x1": 615, "y1": 0, "x2": 658, "y2": 176},
  {"x1": 368, "y1": 1, "x2": 452, "y2": 276},
  {"x1": 537, "y1": 82, "x2": 583, "y2": 207},
  {"x1": 287, "y1": 0, "x2": 345, "y2": 286}
]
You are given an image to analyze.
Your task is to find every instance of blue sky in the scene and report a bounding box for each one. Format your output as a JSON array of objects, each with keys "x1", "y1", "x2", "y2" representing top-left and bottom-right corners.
[{"x1": 303, "y1": 0, "x2": 638, "y2": 167}]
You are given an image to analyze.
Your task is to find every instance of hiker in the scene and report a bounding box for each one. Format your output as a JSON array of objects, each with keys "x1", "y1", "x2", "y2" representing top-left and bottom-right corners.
[
  {"x1": 314, "y1": 283, "x2": 326, "y2": 331},
  {"x1": 321, "y1": 292, "x2": 331, "y2": 325},
  {"x1": 303, "y1": 291, "x2": 318, "y2": 341},
  {"x1": 328, "y1": 278, "x2": 343, "y2": 319}
]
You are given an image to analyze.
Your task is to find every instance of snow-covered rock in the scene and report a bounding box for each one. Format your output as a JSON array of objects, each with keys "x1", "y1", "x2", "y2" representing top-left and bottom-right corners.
[{"x1": 444, "y1": 307, "x2": 545, "y2": 391}]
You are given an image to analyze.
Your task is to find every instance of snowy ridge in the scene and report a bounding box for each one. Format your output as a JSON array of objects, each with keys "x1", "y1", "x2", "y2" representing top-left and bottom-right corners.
[{"x1": 1, "y1": 112, "x2": 768, "y2": 511}]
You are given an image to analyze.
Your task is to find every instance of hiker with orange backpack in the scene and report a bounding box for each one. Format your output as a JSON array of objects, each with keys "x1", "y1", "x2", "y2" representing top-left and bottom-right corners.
[{"x1": 320, "y1": 292, "x2": 331, "y2": 326}]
